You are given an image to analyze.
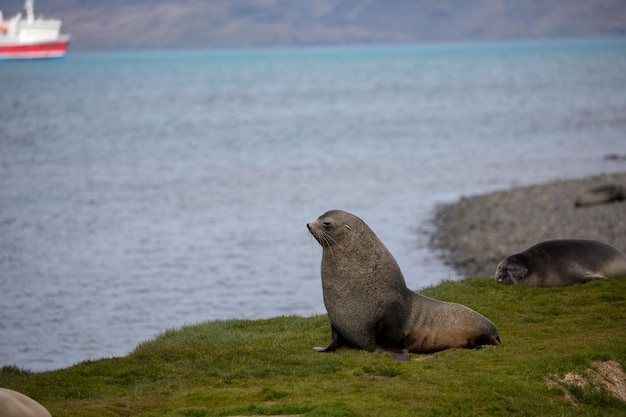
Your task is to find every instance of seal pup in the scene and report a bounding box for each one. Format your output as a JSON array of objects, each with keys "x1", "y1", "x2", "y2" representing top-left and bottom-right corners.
[
  {"x1": 494, "y1": 239, "x2": 626, "y2": 287},
  {"x1": 307, "y1": 209, "x2": 500, "y2": 360},
  {"x1": 0, "y1": 388, "x2": 52, "y2": 417},
  {"x1": 574, "y1": 184, "x2": 625, "y2": 207}
]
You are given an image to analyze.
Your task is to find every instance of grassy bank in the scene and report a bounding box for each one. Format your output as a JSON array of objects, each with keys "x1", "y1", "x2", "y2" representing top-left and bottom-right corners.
[{"x1": 2, "y1": 277, "x2": 625, "y2": 416}]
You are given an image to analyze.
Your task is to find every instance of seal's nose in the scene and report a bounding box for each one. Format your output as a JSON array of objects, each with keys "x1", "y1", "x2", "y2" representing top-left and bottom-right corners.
[{"x1": 306, "y1": 223, "x2": 312, "y2": 231}]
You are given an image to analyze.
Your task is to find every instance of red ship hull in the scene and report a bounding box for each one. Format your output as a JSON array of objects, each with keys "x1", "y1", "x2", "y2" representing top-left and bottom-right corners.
[{"x1": 0, "y1": 40, "x2": 69, "y2": 59}]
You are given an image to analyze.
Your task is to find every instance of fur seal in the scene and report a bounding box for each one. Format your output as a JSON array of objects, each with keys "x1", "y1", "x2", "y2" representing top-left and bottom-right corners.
[
  {"x1": 574, "y1": 184, "x2": 625, "y2": 207},
  {"x1": 307, "y1": 209, "x2": 501, "y2": 360},
  {"x1": 0, "y1": 388, "x2": 51, "y2": 417},
  {"x1": 494, "y1": 239, "x2": 626, "y2": 287}
]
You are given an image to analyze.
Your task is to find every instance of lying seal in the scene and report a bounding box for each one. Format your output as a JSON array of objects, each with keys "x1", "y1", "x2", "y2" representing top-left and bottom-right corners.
[
  {"x1": 574, "y1": 184, "x2": 625, "y2": 207},
  {"x1": 307, "y1": 209, "x2": 500, "y2": 360},
  {"x1": 0, "y1": 388, "x2": 51, "y2": 417},
  {"x1": 494, "y1": 239, "x2": 626, "y2": 287}
]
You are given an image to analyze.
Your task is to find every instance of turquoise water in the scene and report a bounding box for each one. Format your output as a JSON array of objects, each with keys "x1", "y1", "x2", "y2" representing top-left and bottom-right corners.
[{"x1": 1, "y1": 38, "x2": 625, "y2": 370}]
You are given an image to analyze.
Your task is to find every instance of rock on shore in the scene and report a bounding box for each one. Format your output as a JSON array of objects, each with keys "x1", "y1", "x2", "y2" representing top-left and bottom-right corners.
[{"x1": 430, "y1": 172, "x2": 626, "y2": 278}]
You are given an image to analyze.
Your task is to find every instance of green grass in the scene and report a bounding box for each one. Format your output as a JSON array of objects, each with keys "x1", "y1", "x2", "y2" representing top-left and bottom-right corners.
[{"x1": 2, "y1": 277, "x2": 625, "y2": 417}]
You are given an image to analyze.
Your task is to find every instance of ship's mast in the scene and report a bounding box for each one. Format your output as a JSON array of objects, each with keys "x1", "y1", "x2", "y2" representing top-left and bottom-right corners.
[{"x1": 25, "y1": 0, "x2": 34, "y2": 23}]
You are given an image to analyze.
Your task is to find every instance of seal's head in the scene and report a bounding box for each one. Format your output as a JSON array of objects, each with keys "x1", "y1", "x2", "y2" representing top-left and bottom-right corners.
[
  {"x1": 494, "y1": 256, "x2": 528, "y2": 285},
  {"x1": 306, "y1": 210, "x2": 353, "y2": 248}
]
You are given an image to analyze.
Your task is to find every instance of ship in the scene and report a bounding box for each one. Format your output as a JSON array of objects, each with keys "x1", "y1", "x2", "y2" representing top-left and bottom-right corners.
[{"x1": 0, "y1": 0, "x2": 70, "y2": 60}]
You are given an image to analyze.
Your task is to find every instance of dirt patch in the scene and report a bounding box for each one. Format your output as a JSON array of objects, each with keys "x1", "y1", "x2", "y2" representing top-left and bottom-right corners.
[
  {"x1": 591, "y1": 360, "x2": 626, "y2": 401},
  {"x1": 546, "y1": 360, "x2": 626, "y2": 405}
]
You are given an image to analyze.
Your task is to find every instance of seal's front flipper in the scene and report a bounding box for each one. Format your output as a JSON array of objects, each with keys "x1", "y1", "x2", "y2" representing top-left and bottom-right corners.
[
  {"x1": 376, "y1": 346, "x2": 410, "y2": 361},
  {"x1": 475, "y1": 344, "x2": 499, "y2": 350},
  {"x1": 313, "y1": 345, "x2": 334, "y2": 352},
  {"x1": 580, "y1": 273, "x2": 607, "y2": 283},
  {"x1": 313, "y1": 325, "x2": 345, "y2": 353}
]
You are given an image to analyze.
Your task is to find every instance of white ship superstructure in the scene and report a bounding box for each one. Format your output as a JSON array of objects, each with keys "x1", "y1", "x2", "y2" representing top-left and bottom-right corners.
[{"x1": 0, "y1": 0, "x2": 70, "y2": 59}]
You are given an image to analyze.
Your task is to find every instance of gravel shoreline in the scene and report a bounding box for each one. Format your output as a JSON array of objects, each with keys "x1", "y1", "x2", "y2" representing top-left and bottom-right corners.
[{"x1": 430, "y1": 172, "x2": 626, "y2": 278}]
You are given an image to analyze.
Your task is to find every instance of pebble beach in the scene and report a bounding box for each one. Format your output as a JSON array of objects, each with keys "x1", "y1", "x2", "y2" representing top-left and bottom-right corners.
[{"x1": 430, "y1": 171, "x2": 626, "y2": 278}]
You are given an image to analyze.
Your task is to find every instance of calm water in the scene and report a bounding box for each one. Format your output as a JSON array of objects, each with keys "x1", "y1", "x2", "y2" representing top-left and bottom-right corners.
[{"x1": 1, "y1": 39, "x2": 625, "y2": 371}]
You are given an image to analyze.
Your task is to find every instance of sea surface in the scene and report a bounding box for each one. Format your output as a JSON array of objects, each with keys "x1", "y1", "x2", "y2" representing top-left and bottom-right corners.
[{"x1": 1, "y1": 38, "x2": 625, "y2": 371}]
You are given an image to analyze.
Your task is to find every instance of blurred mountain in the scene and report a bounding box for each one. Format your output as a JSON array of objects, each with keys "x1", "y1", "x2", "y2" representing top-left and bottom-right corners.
[{"x1": 3, "y1": 0, "x2": 626, "y2": 50}]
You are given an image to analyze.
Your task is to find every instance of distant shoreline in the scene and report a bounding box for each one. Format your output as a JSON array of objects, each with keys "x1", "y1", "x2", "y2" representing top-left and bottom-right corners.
[{"x1": 430, "y1": 171, "x2": 626, "y2": 278}]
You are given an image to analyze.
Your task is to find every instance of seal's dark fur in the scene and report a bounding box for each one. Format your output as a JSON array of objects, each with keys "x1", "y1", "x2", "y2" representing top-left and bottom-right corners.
[
  {"x1": 308, "y1": 210, "x2": 500, "y2": 360},
  {"x1": 495, "y1": 239, "x2": 626, "y2": 287}
]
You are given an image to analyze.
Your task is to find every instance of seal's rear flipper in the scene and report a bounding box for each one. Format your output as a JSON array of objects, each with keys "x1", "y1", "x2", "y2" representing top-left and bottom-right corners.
[{"x1": 376, "y1": 346, "x2": 410, "y2": 361}]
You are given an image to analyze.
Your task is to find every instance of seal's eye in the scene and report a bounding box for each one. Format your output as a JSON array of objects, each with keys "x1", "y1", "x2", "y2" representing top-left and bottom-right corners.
[{"x1": 323, "y1": 221, "x2": 332, "y2": 229}]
